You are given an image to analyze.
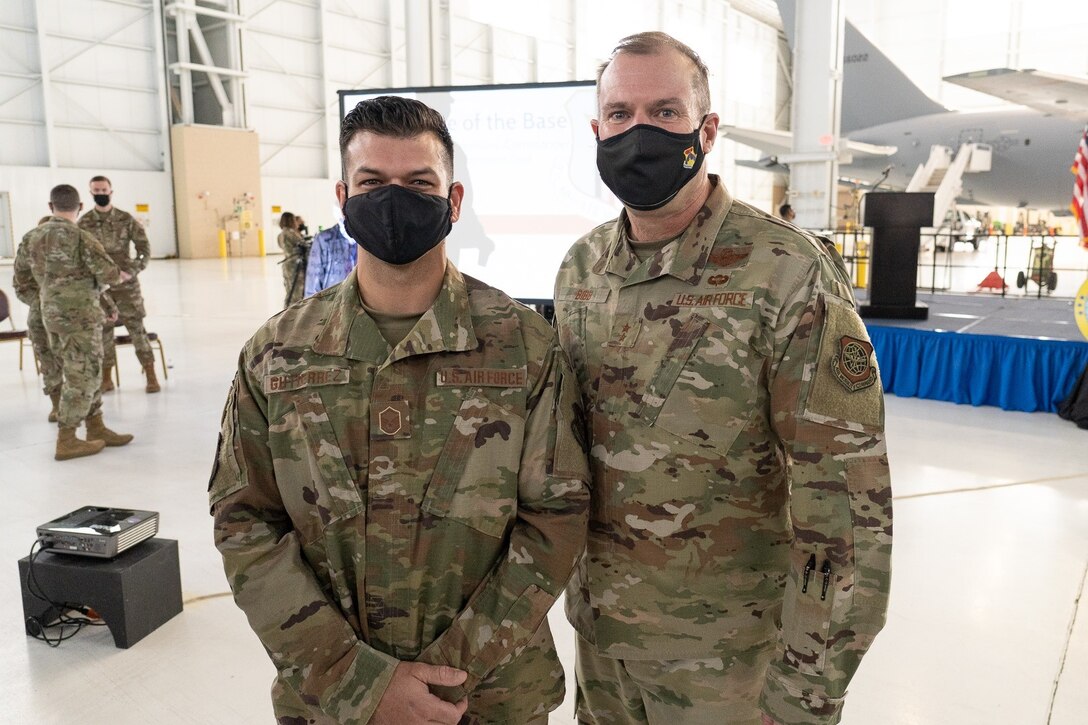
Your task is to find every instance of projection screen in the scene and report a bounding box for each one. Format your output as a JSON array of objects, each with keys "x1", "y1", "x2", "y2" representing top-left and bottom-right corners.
[{"x1": 339, "y1": 82, "x2": 622, "y2": 303}]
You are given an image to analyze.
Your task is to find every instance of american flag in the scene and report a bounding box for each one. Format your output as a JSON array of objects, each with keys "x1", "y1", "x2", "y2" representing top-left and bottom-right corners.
[{"x1": 1074, "y1": 124, "x2": 1088, "y2": 248}]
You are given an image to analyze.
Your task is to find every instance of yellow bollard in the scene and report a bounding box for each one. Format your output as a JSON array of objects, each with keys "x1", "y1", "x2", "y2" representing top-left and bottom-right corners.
[
  {"x1": 218, "y1": 229, "x2": 227, "y2": 258},
  {"x1": 257, "y1": 228, "x2": 266, "y2": 257},
  {"x1": 855, "y1": 239, "x2": 869, "y2": 289}
]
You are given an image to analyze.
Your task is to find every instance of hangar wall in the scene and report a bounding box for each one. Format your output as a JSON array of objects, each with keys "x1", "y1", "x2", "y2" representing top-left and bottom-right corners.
[
  {"x1": 0, "y1": 0, "x2": 172, "y2": 257},
  {"x1": 0, "y1": 0, "x2": 782, "y2": 259}
]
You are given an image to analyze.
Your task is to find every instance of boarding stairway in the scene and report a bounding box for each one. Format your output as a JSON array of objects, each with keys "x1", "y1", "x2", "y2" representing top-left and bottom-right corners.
[{"x1": 906, "y1": 142, "x2": 992, "y2": 226}]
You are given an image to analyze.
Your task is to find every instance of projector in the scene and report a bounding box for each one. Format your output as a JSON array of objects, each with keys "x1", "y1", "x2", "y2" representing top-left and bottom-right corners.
[{"x1": 37, "y1": 506, "x2": 159, "y2": 559}]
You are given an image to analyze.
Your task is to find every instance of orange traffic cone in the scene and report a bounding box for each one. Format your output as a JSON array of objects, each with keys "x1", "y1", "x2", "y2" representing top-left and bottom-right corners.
[{"x1": 977, "y1": 270, "x2": 1007, "y2": 292}]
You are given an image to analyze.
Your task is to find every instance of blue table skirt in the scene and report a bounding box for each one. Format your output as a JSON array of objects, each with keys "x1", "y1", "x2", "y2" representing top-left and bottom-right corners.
[{"x1": 865, "y1": 325, "x2": 1088, "y2": 413}]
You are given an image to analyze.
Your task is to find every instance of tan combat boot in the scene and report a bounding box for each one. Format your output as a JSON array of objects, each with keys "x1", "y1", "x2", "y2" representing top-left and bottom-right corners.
[
  {"x1": 48, "y1": 392, "x2": 60, "y2": 423},
  {"x1": 56, "y1": 426, "x2": 106, "y2": 461},
  {"x1": 85, "y1": 413, "x2": 134, "y2": 447},
  {"x1": 143, "y1": 362, "x2": 160, "y2": 393},
  {"x1": 101, "y1": 365, "x2": 115, "y2": 392}
]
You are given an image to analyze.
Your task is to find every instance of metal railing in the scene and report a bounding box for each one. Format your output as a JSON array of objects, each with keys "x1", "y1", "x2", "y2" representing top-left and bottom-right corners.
[{"x1": 826, "y1": 229, "x2": 1088, "y2": 299}]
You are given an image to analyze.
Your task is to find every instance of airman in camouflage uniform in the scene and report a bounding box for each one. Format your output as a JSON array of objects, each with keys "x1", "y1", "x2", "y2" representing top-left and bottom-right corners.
[
  {"x1": 554, "y1": 33, "x2": 892, "y2": 725},
  {"x1": 210, "y1": 95, "x2": 589, "y2": 725},
  {"x1": 13, "y1": 216, "x2": 63, "y2": 422},
  {"x1": 78, "y1": 175, "x2": 159, "y2": 393},
  {"x1": 277, "y1": 211, "x2": 307, "y2": 307},
  {"x1": 17, "y1": 185, "x2": 135, "y2": 460}
]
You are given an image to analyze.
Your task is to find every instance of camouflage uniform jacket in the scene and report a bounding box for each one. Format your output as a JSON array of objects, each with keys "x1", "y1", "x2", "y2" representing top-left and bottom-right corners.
[
  {"x1": 16, "y1": 217, "x2": 123, "y2": 333},
  {"x1": 554, "y1": 178, "x2": 892, "y2": 724},
  {"x1": 78, "y1": 207, "x2": 150, "y2": 277},
  {"x1": 210, "y1": 264, "x2": 590, "y2": 723},
  {"x1": 12, "y1": 232, "x2": 40, "y2": 306},
  {"x1": 278, "y1": 227, "x2": 307, "y2": 261}
]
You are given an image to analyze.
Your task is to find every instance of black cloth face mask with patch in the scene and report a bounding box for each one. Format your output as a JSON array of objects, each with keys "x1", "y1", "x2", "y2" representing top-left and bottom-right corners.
[
  {"x1": 342, "y1": 184, "x2": 452, "y2": 266},
  {"x1": 595, "y1": 118, "x2": 707, "y2": 211}
]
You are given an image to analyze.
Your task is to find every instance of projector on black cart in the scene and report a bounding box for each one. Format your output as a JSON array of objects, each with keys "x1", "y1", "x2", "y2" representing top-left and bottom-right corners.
[{"x1": 37, "y1": 506, "x2": 159, "y2": 559}]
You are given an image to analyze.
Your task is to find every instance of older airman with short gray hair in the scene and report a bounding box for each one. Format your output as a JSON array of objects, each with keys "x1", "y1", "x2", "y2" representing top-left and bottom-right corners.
[{"x1": 554, "y1": 31, "x2": 893, "y2": 725}]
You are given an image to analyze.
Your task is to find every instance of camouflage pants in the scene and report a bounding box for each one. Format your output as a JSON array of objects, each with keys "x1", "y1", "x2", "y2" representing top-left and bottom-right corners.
[
  {"x1": 282, "y1": 259, "x2": 304, "y2": 307},
  {"x1": 27, "y1": 303, "x2": 62, "y2": 396},
  {"x1": 47, "y1": 325, "x2": 104, "y2": 428},
  {"x1": 102, "y1": 280, "x2": 153, "y2": 367},
  {"x1": 574, "y1": 635, "x2": 771, "y2": 725}
]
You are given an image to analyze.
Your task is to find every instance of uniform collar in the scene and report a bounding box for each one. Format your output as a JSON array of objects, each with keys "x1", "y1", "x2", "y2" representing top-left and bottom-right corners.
[
  {"x1": 593, "y1": 175, "x2": 734, "y2": 287},
  {"x1": 312, "y1": 262, "x2": 478, "y2": 364}
]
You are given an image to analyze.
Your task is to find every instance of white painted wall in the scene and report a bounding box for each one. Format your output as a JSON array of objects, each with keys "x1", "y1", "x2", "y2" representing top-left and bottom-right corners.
[{"x1": 0, "y1": 166, "x2": 175, "y2": 258}]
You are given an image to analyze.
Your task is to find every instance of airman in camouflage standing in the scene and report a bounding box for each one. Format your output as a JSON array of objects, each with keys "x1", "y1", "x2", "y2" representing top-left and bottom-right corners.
[
  {"x1": 16, "y1": 185, "x2": 135, "y2": 460},
  {"x1": 78, "y1": 175, "x2": 159, "y2": 393},
  {"x1": 210, "y1": 96, "x2": 589, "y2": 725},
  {"x1": 277, "y1": 211, "x2": 307, "y2": 307},
  {"x1": 554, "y1": 32, "x2": 893, "y2": 725},
  {"x1": 13, "y1": 216, "x2": 64, "y2": 422}
]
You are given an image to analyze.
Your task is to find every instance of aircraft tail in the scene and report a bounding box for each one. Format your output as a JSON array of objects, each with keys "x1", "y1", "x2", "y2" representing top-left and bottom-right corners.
[
  {"x1": 775, "y1": 0, "x2": 946, "y2": 132},
  {"x1": 840, "y1": 21, "x2": 947, "y2": 132}
]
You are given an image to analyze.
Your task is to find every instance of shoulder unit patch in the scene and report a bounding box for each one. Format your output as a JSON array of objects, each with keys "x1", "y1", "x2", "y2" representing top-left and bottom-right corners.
[{"x1": 832, "y1": 336, "x2": 876, "y2": 392}]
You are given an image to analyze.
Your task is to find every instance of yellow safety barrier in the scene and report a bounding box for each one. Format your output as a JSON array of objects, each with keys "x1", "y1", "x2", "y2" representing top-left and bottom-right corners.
[
  {"x1": 218, "y1": 229, "x2": 227, "y2": 258},
  {"x1": 258, "y1": 228, "x2": 266, "y2": 257}
]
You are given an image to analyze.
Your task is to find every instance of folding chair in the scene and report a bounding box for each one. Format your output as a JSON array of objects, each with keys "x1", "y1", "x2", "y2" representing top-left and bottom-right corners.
[{"x1": 0, "y1": 289, "x2": 31, "y2": 369}]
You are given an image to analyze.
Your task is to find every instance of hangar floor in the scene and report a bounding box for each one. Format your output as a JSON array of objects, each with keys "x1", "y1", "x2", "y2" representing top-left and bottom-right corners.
[{"x1": 1, "y1": 257, "x2": 1086, "y2": 725}]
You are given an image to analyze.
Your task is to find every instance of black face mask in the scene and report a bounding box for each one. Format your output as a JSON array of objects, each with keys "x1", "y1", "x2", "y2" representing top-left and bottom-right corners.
[
  {"x1": 596, "y1": 119, "x2": 707, "y2": 211},
  {"x1": 93, "y1": 193, "x2": 111, "y2": 207},
  {"x1": 341, "y1": 184, "x2": 452, "y2": 266}
]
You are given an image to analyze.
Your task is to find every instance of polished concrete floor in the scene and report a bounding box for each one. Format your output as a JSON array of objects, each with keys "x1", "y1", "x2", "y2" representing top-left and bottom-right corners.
[{"x1": 1, "y1": 257, "x2": 1086, "y2": 725}]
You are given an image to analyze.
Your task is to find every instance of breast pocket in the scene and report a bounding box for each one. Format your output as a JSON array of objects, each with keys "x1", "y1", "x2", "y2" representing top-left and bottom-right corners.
[
  {"x1": 283, "y1": 392, "x2": 364, "y2": 536},
  {"x1": 637, "y1": 314, "x2": 761, "y2": 453},
  {"x1": 421, "y1": 395, "x2": 524, "y2": 539}
]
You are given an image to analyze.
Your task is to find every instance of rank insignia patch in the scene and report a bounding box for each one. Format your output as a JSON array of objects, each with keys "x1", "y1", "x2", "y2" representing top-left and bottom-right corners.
[
  {"x1": 832, "y1": 336, "x2": 876, "y2": 392},
  {"x1": 373, "y1": 399, "x2": 412, "y2": 439},
  {"x1": 378, "y1": 406, "x2": 402, "y2": 436}
]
